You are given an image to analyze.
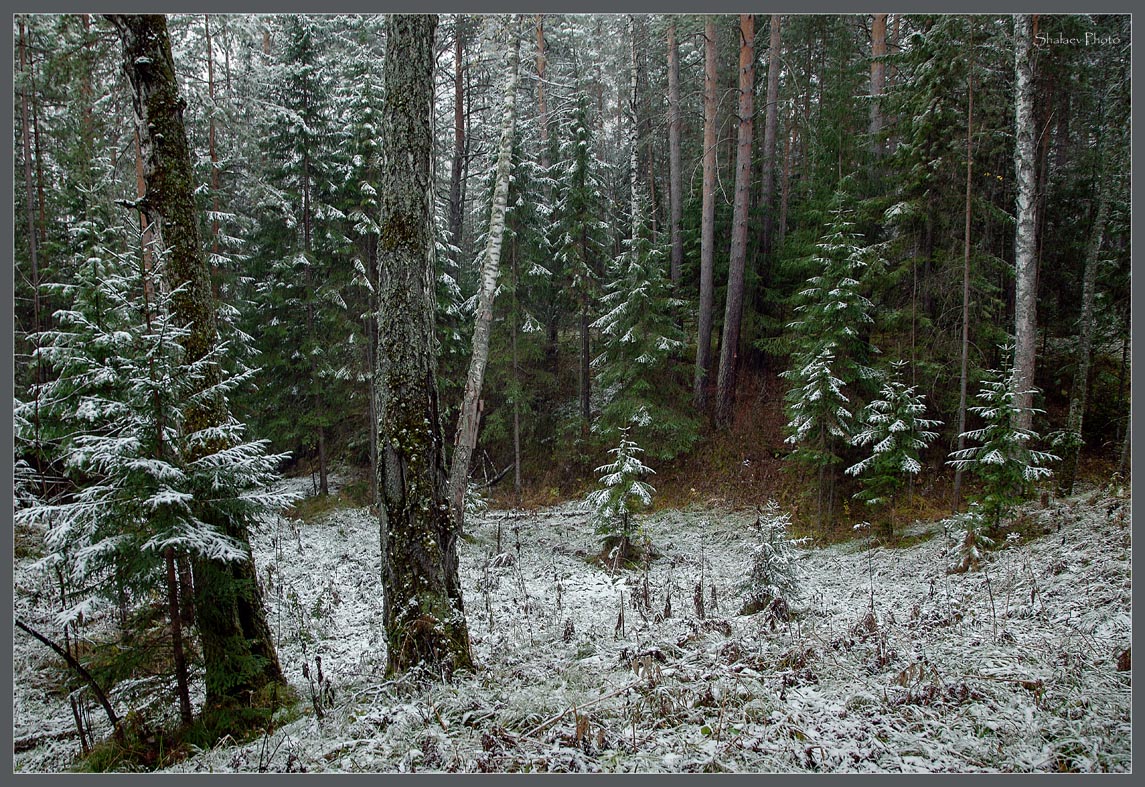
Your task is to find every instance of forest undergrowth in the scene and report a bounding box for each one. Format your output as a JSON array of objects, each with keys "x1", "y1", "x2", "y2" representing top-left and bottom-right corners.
[{"x1": 12, "y1": 470, "x2": 1131, "y2": 773}]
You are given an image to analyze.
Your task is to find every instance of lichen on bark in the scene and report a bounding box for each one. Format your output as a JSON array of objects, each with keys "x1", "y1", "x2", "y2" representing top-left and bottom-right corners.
[{"x1": 375, "y1": 13, "x2": 473, "y2": 679}]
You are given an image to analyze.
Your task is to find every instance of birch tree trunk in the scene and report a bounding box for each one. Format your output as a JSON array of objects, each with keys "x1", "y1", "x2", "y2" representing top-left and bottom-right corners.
[
  {"x1": 693, "y1": 17, "x2": 718, "y2": 411},
  {"x1": 107, "y1": 12, "x2": 285, "y2": 710},
  {"x1": 376, "y1": 13, "x2": 473, "y2": 678},
  {"x1": 667, "y1": 20, "x2": 682, "y2": 284},
  {"x1": 1012, "y1": 13, "x2": 1039, "y2": 430},
  {"x1": 715, "y1": 15, "x2": 755, "y2": 427},
  {"x1": 448, "y1": 17, "x2": 521, "y2": 531},
  {"x1": 759, "y1": 14, "x2": 782, "y2": 260}
]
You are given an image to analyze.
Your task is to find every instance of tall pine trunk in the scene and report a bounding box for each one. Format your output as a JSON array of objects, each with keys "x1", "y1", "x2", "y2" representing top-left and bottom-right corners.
[
  {"x1": 869, "y1": 13, "x2": 887, "y2": 155},
  {"x1": 758, "y1": 15, "x2": 782, "y2": 261},
  {"x1": 693, "y1": 17, "x2": 718, "y2": 411},
  {"x1": 449, "y1": 16, "x2": 467, "y2": 259},
  {"x1": 448, "y1": 17, "x2": 521, "y2": 531},
  {"x1": 107, "y1": 13, "x2": 285, "y2": 711},
  {"x1": 715, "y1": 15, "x2": 755, "y2": 426},
  {"x1": 1012, "y1": 13, "x2": 1039, "y2": 430},
  {"x1": 376, "y1": 14, "x2": 472, "y2": 678},
  {"x1": 954, "y1": 32, "x2": 974, "y2": 511},
  {"x1": 667, "y1": 20, "x2": 682, "y2": 285}
]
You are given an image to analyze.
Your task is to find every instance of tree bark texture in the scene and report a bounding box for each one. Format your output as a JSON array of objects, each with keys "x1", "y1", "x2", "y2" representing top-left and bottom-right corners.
[
  {"x1": 693, "y1": 17, "x2": 718, "y2": 411},
  {"x1": 759, "y1": 14, "x2": 782, "y2": 261},
  {"x1": 667, "y1": 20, "x2": 683, "y2": 284},
  {"x1": 869, "y1": 13, "x2": 887, "y2": 154},
  {"x1": 954, "y1": 40, "x2": 974, "y2": 511},
  {"x1": 449, "y1": 16, "x2": 466, "y2": 258},
  {"x1": 449, "y1": 17, "x2": 521, "y2": 531},
  {"x1": 376, "y1": 13, "x2": 473, "y2": 678},
  {"x1": 714, "y1": 15, "x2": 755, "y2": 427},
  {"x1": 107, "y1": 13, "x2": 285, "y2": 710},
  {"x1": 1012, "y1": 14, "x2": 1039, "y2": 430}
]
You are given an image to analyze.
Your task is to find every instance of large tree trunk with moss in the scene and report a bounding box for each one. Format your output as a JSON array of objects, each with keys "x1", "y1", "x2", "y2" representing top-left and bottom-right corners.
[
  {"x1": 376, "y1": 13, "x2": 473, "y2": 679},
  {"x1": 449, "y1": 17, "x2": 521, "y2": 532},
  {"x1": 107, "y1": 13, "x2": 285, "y2": 711},
  {"x1": 714, "y1": 14, "x2": 755, "y2": 427},
  {"x1": 1012, "y1": 14, "x2": 1039, "y2": 430}
]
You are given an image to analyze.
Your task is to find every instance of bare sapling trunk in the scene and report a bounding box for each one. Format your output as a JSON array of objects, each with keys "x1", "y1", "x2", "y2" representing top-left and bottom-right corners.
[
  {"x1": 714, "y1": 15, "x2": 755, "y2": 426},
  {"x1": 449, "y1": 17, "x2": 522, "y2": 531},
  {"x1": 693, "y1": 17, "x2": 718, "y2": 410}
]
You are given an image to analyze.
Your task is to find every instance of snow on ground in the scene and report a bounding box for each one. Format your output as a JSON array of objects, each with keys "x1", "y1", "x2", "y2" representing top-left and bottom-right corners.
[{"x1": 12, "y1": 477, "x2": 1132, "y2": 773}]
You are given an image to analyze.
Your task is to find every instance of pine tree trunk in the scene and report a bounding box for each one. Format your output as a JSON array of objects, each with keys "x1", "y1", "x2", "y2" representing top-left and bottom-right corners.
[
  {"x1": 449, "y1": 16, "x2": 466, "y2": 258},
  {"x1": 869, "y1": 13, "x2": 887, "y2": 155},
  {"x1": 510, "y1": 239, "x2": 523, "y2": 504},
  {"x1": 536, "y1": 16, "x2": 549, "y2": 171},
  {"x1": 449, "y1": 18, "x2": 521, "y2": 531},
  {"x1": 758, "y1": 15, "x2": 782, "y2": 261},
  {"x1": 18, "y1": 19, "x2": 42, "y2": 354},
  {"x1": 377, "y1": 13, "x2": 472, "y2": 678},
  {"x1": 165, "y1": 547, "x2": 193, "y2": 726},
  {"x1": 580, "y1": 298, "x2": 592, "y2": 431},
  {"x1": 693, "y1": 17, "x2": 718, "y2": 411},
  {"x1": 206, "y1": 15, "x2": 221, "y2": 263},
  {"x1": 954, "y1": 35, "x2": 974, "y2": 511},
  {"x1": 715, "y1": 15, "x2": 755, "y2": 427},
  {"x1": 1012, "y1": 14, "x2": 1039, "y2": 430},
  {"x1": 667, "y1": 20, "x2": 682, "y2": 285},
  {"x1": 107, "y1": 13, "x2": 285, "y2": 710},
  {"x1": 1059, "y1": 164, "x2": 1111, "y2": 495}
]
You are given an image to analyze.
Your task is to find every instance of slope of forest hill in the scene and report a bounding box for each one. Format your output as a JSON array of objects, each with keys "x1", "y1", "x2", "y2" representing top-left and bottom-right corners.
[{"x1": 13, "y1": 473, "x2": 1131, "y2": 773}]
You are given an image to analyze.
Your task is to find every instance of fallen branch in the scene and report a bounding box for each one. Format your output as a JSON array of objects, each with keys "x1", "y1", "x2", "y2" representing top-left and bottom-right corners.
[
  {"x1": 521, "y1": 680, "x2": 642, "y2": 740},
  {"x1": 15, "y1": 618, "x2": 122, "y2": 739},
  {"x1": 475, "y1": 463, "x2": 513, "y2": 491}
]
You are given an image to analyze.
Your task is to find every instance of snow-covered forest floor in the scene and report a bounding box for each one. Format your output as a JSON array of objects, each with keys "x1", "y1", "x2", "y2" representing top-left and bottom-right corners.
[{"x1": 13, "y1": 475, "x2": 1132, "y2": 773}]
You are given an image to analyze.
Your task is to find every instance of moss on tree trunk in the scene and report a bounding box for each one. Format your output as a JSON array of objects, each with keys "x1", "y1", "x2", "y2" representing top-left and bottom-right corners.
[
  {"x1": 107, "y1": 13, "x2": 285, "y2": 712},
  {"x1": 376, "y1": 13, "x2": 473, "y2": 679}
]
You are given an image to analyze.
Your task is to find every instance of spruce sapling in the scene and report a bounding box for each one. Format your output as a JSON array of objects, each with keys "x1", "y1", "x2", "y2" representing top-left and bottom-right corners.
[
  {"x1": 946, "y1": 358, "x2": 1057, "y2": 531},
  {"x1": 585, "y1": 428, "x2": 655, "y2": 567},
  {"x1": 846, "y1": 360, "x2": 941, "y2": 537}
]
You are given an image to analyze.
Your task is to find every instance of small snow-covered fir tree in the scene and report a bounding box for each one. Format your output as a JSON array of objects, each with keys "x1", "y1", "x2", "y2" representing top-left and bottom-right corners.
[
  {"x1": 585, "y1": 428, "x2": 655, "y2": 565},
  {"x1": 739, "y1": 501, "x2": 805, "y2": 618},
  {"x1": 946, "y1": 359, "x2": 1057, "y2": 530},
  {"x1": 945, "y1": 505, "x2": 994, "y2": 574},
  {"x1": 846, "y1": 361, "x2": 941, "y2": 535},
  {"x1": 783, "y1": 345, "x2": 853, "y2": 528}
]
